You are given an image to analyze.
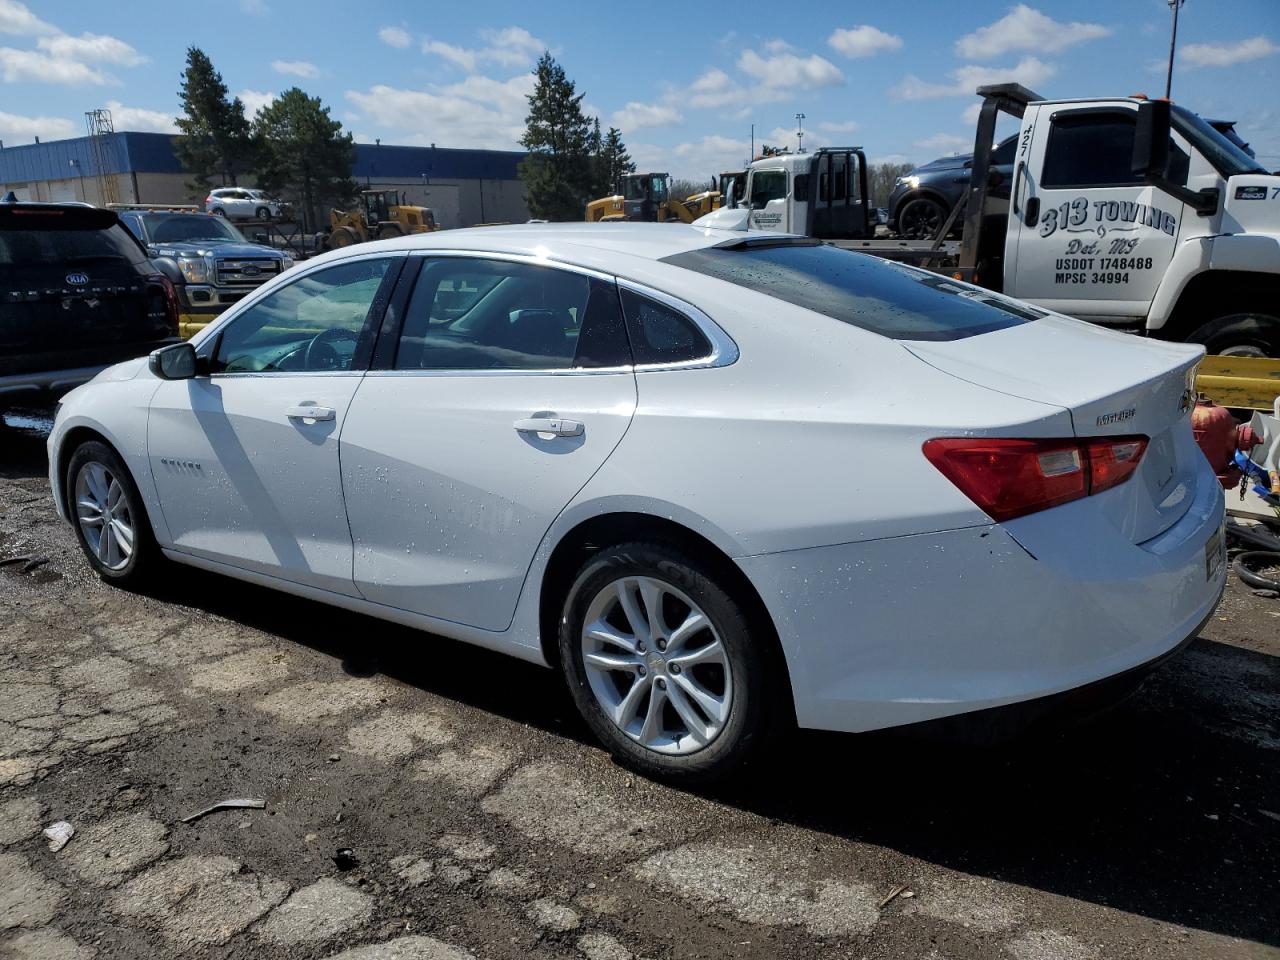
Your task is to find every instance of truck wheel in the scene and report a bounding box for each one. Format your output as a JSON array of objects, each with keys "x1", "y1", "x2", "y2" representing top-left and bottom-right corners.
[
  {"x1": 327, "y1": 226, "x2": 360, "y2": 249},
  {"x1": 375, "y1": 223, "x2": 405, "y2": 240},
  {"x1": 897, "y1": 196, "x2": 948, "y2": 239},
  {"x1": 1185, "y1": 311, "x2": 1280, "y2": 358}
]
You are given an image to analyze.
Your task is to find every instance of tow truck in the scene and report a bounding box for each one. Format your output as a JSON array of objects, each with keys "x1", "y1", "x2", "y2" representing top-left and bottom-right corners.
[{"x1": 699, "y1": 84, "x2": 1280, "y2": 358}]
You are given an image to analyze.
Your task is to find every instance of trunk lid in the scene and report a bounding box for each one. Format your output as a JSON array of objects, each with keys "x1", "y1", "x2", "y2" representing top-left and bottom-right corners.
[{"x1": 905, "y1": 315, "x2": 1203, "y2": 543}]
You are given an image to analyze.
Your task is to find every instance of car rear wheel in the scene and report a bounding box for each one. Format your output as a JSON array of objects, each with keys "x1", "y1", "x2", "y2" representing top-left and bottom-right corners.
[
  {"x1": 558, "y1": 542, "x2": 783, "y2": 783},
  {"x1": 211, "y1": 207, "x2": 227, "y2": 218},
  {"x1": 897, "y1": 195, "x2": 949, "y2": 240},
  {"x1": 255, "y1": 206, "x2": 272, "y2": 221},
  {"x1": 66, "y1": 441, "x2": 158, "y2": 586}
]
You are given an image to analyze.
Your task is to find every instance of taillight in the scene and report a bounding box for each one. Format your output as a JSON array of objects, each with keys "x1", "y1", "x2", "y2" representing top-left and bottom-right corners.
[
  {"x1": 923, "y1": 436, "x2": 1148, "y2": 522},
  {"x1": 146, "y1": 274, "x2": 181, "y2": 336}
]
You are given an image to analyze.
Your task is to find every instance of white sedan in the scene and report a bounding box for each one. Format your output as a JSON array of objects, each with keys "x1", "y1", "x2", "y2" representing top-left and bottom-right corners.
[{"x1": 48, "y1": 224, "x2": 1226, "y2": 782}]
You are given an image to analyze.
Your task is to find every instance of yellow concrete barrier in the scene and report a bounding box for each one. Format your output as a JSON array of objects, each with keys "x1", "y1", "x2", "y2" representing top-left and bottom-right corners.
[{"x1": 1196, "y1": 356, "x2": 1280, "y2": 411}]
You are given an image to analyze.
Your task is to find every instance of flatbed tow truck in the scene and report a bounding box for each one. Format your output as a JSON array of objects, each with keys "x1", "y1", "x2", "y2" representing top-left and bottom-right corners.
[{"x1": 699, "y1": 83, "x2": 1280, "y2": 372}]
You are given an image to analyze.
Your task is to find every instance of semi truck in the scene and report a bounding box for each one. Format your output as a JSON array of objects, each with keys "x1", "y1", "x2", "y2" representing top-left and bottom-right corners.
[{"x1": 698, "y1": 84, "x2": 1280, "y2": 357}]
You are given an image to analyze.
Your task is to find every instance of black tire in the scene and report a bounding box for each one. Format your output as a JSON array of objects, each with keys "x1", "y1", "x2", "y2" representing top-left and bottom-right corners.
[
  {"x1": 558, "y1": 541, "x2": 785, "y2": 784},
  {"x1": 1185, "y1": 311, "x2": 1280, "y2": 358},
  {"x1": 897, "y1": 195, "x2": 949, "y2": 240},
  {"x1": 65, "y1": 441, "x2": 159, "y2": 587},
  {"x1": 1234, "y1": 551, "x2": 1280, "y2": 591},
  {"x1": 255, "y1": 206, "x2": 272, "y2": 221},
  {"x1": 375, "y1": 222, "x2": 405, "y2": 240},
  {"x1": 211, "y1": 207, "x2": 227, "y2": 218}
]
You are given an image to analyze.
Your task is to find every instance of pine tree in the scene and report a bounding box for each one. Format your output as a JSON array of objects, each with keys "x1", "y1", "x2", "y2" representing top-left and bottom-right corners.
[
  {"x1": 587, "y1": 116, "x2": 604, "y2": 197},
  {"x1": 600, "y1": 127, "x2": 635, "y2": 196},
  {"x1": 519, "y1": 53, "x2": 595, "y2": 220},
  {"x1": 174, "y1": 47, "x2": 252, "y2": 193},
  {"x1": 252, "y1": 88, "x2": 356, "y2": 232}
]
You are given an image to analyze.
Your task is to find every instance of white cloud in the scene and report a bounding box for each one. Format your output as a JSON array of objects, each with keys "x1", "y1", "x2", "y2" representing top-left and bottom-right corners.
[
  {"x1": 956, "y1": 5, "x2": 1110, "y2": 59},
  {"x1": 962, "y1": 102, "x2": 983, "y2": 125},
  {"x1": 379, "y1": 25, "x2": 411, "y2": 49},
  {"x1": 915, "y1": 132, "x2": 970, "y2": 153},
  {"x1": 633, "y1": 134, "x2": 751, "y2": 181},
  {"x1": 0, "y1": 47, "x2": 108, "y2": 83},
  {"x1": 1181, "y1": 36, "x2": 1279, "y2": 68},
  {"x1": 240, "y1": 0, "x2": 267, "y2": 14},
  {"x1": 827, "y1": 25, "x2": 902, "y2": 59},
  {"x1": 345, "y1": 72, "x2": 535, "y2": 151},
  {"x1": 105, "y1": 100, "x2": 177, "y2": 133},
  {"x1": 0, "y1": 108, "x2": 73, "y2": 144},
  {"x1": 893, "y1": 56, "x2": 1055, "y2": 100},
  {"x1": 0, "y1": 0, "x2": 55, "y2": 35},
  {"x1": 36, "y1": 32, "x2": 143, "y2": 66},
  {"x1": 238, "y1": 89, "x2": 276, "y2": 116},
  {"x1": 611, "y1": 101, "x2": 682, "y2": 130},
  {"x1": 819, "y1": 120, "x2": 859, "y2": 133},
  {"x1": 738, "y1": 46, "x2": 843, "y2": 90},
  {"x1": 422, "y1": 25, "x2": 546, "y2": 73},
  {"x1": 684, "y1": 68, "x2": 742, "y2": 109},
  {"x1": 272, "y1": 59, "x2": 319, "y2": 79}
]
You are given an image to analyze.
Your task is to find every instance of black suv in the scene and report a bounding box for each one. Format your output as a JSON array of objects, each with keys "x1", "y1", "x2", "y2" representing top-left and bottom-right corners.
[
  {"x1": 0, "y1": 200, "x2": 180, "y2": 409},
  {"x1": 887, "y1": 135, "x2": 1017, "y2": 239}
]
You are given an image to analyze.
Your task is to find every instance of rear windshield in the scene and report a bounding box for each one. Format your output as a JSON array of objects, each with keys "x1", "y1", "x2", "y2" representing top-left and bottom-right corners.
[
  {"x1": 0, "y1": 207, "x2": 146, "y2": 268},
  {"x1": 661, "y1": 242, "x2": 1042, "y2": 341}
]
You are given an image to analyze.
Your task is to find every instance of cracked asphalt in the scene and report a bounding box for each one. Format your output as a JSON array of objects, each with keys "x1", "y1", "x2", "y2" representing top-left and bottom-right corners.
[{"x1": 1, "y1": 405, "x2": 1278, "y2": 960}]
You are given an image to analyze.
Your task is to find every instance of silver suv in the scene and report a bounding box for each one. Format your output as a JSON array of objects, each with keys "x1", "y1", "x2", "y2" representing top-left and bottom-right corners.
[{"x1": 204, "y1": 188, "x2": 284, "y2": 222}]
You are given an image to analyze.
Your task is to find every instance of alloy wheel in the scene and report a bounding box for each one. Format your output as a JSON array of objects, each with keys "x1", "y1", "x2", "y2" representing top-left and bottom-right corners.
[
  {"x1": 75, "y1": 461, "x2": 135, "y2": 571},
  {"x1": 580, "y1": 575, "x2": 732, "y2": 755}
]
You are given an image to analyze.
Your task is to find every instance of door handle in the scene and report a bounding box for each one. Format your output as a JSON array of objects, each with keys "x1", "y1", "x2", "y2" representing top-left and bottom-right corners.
[
  {"x1": 514, "y1": 417, "x2": 583, "y2": 438},
  {"x1": 286, "y1": 404, "x2": 335, "y2": 422}
]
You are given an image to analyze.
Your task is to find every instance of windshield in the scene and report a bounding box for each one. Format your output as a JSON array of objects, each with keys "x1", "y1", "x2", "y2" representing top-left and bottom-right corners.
[
  {"x1": 1171, "y1": 106, "x2": 1267, "y2": 177},
  {"x1": 662, "y1": 241, "x2": 1041, "y2": 342},
  {"x1": 142, "y1": 214, "x2": 245, "y2": 244}
]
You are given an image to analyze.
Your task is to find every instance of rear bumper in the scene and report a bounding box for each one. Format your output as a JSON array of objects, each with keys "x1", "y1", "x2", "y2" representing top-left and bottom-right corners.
[{"x1": 738, "y1": 462, "x2": 1227, "y2": 734}]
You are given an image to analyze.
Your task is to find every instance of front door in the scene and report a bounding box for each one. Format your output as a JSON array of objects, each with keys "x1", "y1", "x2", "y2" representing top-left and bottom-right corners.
[
  {"x1": 1005, "y1": 105, "x2": 1187, "y2": 321},
  {"x1": 746, "y1": 168, "x2": 789, "y2": 233},
  {"x1": 341, "y1": 254, "x2": 637, "y2": 631},
  {"x1": 148, "y1": 254, "x2": 402, "y2": 594}
]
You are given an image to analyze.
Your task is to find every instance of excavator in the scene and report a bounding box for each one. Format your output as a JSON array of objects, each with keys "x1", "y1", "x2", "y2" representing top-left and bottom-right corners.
[
  {"x1": 585, "y1": 173, "x2": 719, "y2": 223},
  {"x1": 327, "y1": 189, "x2": 438, "y2": 249}
]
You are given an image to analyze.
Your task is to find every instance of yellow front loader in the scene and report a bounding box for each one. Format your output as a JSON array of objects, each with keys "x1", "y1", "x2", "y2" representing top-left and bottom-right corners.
[
  {"x1": 327, "y1": 189, "x2": 438, "y2": 249},
  {"x1": 586, "y1": 173, "x2": 719, "y2": 223}
]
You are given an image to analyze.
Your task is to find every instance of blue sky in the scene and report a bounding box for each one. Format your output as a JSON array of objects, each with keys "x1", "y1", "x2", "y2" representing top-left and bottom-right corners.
[{"x1": 3, "y1": 0, "x2": 1277, "y2": 179}]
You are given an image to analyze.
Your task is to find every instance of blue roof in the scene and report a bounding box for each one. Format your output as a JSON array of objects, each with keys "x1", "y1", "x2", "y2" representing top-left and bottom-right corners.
[{"x1": 1, "y1": 131, "x2": 526, "y2": 184}]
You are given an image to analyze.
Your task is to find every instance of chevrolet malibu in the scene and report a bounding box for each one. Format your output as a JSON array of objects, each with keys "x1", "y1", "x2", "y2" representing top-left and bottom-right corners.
[{"x1": 48, "y1": 224, "x2": 1227, "y2": 782}]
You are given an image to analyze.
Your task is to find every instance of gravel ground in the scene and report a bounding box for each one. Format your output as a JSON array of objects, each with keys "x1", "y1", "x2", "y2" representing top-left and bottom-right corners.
[{"x1": 1, "y1": 406, "x2": 1277, "y2": 960}]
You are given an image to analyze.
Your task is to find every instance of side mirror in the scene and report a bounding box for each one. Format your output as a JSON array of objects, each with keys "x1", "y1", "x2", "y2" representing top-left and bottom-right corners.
[
  {"x1": 1132, "y1": 99, "x2": 1171, "y2": 179},
  {"x1": 987, "y1": 169, "x2": 1005, "y2": 188},
  {"x1": 149, "y1": 342, "x2": 197, "y2": 381}
]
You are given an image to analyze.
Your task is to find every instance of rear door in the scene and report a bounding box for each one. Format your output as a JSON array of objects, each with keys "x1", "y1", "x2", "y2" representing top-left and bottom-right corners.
[
  {"x1": 341, "y1": 253, "x2": 637, "y2": 631},
  {"x1": 1005, "y1": 104, "x2": 1187, "y2": 321},
  {"x1": 0, "y1": 205, "x2": 173, "y2": 378}
]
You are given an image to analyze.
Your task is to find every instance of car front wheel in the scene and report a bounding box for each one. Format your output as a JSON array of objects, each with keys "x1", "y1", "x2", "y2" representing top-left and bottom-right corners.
[
  {"x1": 66, "y1": 441, "x2": 158, "y2": 586},
  {"x1": 897, "y1": 195, "x2": 949, "y2": 239},
  {"x1": 559, "y1": 542, "x2": 783, "y2": 783}
]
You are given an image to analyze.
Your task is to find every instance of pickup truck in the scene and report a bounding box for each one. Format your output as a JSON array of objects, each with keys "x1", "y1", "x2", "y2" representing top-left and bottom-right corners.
[
  {"x1": 116, "y1": 208, "x2": 292, "y2": 338},
  {"x1": 699, "y1": 84, "x2": 1280, "y2": 358},
  {"x1": 0, "y1": 200, "x2": 180, "y2": 409}
]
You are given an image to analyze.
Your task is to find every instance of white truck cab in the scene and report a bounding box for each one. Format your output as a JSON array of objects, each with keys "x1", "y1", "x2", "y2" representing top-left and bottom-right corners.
[{"x1": 699, "y1": 85, "x2": 1280, "y2": 356}]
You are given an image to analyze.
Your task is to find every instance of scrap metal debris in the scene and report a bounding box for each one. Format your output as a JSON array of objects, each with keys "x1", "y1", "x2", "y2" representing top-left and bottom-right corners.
[
  {"x1": 179, "y1": 797, "x2": 267, "y2": 823},
  {"x1": 877, "y1": 884, "x2": 915, "y2": 909},
  {"x1": 43, "y1": 821, "x2": 74, "y2": 852}
]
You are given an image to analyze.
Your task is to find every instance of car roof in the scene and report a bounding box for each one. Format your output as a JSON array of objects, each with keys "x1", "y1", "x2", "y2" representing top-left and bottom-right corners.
[{"x1": 340, "y1": 222, "x2": 751, "y2": 274}]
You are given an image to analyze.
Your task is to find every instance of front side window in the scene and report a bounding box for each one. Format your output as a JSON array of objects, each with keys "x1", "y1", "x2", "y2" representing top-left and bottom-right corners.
[
  {"x1": 1041, "y1": 113, "x2": 1190, "y2": 189},
  {"x1": 213, "y1": 258, "x2": 396, "y2": 373},
  {"x1": 750, "y1": 170, "x2": 787, "y2": 208},
  {"x1": 393, "y1": 257, "x2": 630, "y2": 371}
]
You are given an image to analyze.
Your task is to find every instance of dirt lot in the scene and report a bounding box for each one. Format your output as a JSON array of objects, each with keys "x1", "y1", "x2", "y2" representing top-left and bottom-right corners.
[{"x1": 1, "y1": 407, "x2": 1277, "y2": 960}]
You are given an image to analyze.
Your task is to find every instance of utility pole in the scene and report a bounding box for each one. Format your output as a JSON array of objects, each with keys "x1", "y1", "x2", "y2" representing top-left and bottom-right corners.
[
  {"x1": 1165, "y1": 0, "x2": 1185, "y2": 99},
  {"x1": 795, "y1": 113, "x2": 806, "y2": 153},
  {"x1": 750, "y1": 123, "x2": 754, "y2": 162}
]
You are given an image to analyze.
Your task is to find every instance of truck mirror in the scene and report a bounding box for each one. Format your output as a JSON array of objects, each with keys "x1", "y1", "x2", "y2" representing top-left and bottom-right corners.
[{"x1": 1132, "y1": 99, "x2": 1170, "y2": 179}]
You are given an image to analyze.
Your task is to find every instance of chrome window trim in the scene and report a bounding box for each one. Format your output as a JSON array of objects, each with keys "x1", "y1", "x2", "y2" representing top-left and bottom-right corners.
[{"x1": 371, "y1": 248, "x2": 738, "y2": 377}]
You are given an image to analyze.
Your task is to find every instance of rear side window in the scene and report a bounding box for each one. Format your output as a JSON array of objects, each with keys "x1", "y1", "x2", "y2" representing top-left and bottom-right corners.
[
  {"x1": 619, "y1": 288, "x2": 712, "y2": 364},
  {"x1": 394, "y1": 258, "x2": 631, "y2": 371},
  {"x1": 0, "y1": 208, "x2": 146, "y2": 267},
  {"x1": 662, "y1": 242, "x2": 1041, "y2": 342}
]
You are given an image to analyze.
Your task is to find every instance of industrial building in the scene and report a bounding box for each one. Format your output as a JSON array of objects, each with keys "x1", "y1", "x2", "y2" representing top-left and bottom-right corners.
[{"x1": 0, "y1": 131, "x2": 531, "y2": 228}]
